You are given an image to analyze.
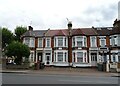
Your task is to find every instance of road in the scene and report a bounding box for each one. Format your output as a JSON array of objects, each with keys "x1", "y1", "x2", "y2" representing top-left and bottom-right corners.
[{"x1": 2, "y1": 73, "x2": 119, "y2": 84}]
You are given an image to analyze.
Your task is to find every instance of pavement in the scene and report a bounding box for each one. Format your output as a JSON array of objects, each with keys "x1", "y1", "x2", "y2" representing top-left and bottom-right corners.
[{"x1": 0, "y1": 67, "x2": 119, "y2": 77}]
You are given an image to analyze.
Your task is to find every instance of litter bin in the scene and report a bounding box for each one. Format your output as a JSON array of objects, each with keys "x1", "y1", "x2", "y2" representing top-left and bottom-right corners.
[
  {"x1": 103, "y1": 62, "x2": 106, "y2": 72},
  {"x1": 97, "y1": 63, "x2": 103, "y2": 71},
  {"x1": 39, "y1": 62, "x2": 45, "y2": 69}
]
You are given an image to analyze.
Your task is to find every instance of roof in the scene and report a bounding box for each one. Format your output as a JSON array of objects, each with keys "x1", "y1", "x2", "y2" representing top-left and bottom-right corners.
[
  {"x1": 93, "y1": 27, "x2": 113, "y2": 36},
  {"x1": 45, "y1": 29, "x2": 69, "y2": 37},
  {"x1": 21, "y1": 27, "x2": 119, "y2": 37},
  {"x1": 21, "y1": 30, "x2": 47, "y2": 37},
  {"x1": 80, "y1": 28, "x2": 98, "y2": 36},
  {"x1": 111, "y1": 27, "x2": 120, "y2": 35},
  {"x1": 72, "y1": 28, "x2": 84, "y2": 36}
]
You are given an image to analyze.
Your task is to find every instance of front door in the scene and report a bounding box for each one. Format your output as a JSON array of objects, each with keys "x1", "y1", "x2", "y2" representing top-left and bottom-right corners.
[
  {"x1": 103, "y1": 54, "x2": 107, "y2": 63},
  {"x1": 91, "y1": 53, "x2": 97, "y2": 66},
  {"x1": 38, "y1": 53, "x2": 42, "y2": 62},
  {"x1": 46, "y1": 53, "x2": 51, "y2": 65}
]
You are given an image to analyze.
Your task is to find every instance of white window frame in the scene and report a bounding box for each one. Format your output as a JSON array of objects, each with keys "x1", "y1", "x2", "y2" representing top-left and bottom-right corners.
[
  {"x1": 23, "y1": 37, "x2": 30, "y2": 46},
  {"x1": 110, "y1": 35, "x2": 119, "y2": 46},
  {"x1": 23, "y1": 37, "x2": 35, "y2": 47},
  {"x1": 54, "y1": 50, "x2": 68, "y2": 62},
  {"x1": 29, "y1": 51, "x2": 34, "y2": 62},
  {"x1": 38, "y1": 38, "x2": 43, "y2": 47},
  {"x1": 72, "y1": 50, "x2": 87, "y2": 63},
  {"x1": 99, "y1": 36, "x2": 106, "y2": 47},
  {"x1": 77, "y1": 52, "x2": 83, "y2": 62},
  {"x1": 45, "y1": 38, "x2": 51, "y2": 47},
  {"x1": 58, "y1": 37, "x2": 63, "y2": 47},
  {"x1": 30, "y1": 38, "x2": 35, "y2": 47},
  {"x1": 76, "y1": 36, "x2": 83, "y2": 47},
  {"x1": 54, "y1": 36, "x2": 68, "y2": 47},
  {"x1": 72, "y1": 36, "x2": 87, "y2": 47},
  {"x1": 90, "y1": 36, "x2": 97, "y2": 47}
]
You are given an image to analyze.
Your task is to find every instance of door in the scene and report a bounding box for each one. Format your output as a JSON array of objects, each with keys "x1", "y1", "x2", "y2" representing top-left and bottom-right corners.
[
  {"x1": 91, "y1": 53, "x2": 97, "y2": 66},
  {"x1": 38, "y1": 53, "x2": 42, "y2": 62},
  {"x1": 103, "y1": 54, "x2": 107, "y2": 63},
  {"x1": 46, "y1": 53, "x2": 51, "y2": 65}
]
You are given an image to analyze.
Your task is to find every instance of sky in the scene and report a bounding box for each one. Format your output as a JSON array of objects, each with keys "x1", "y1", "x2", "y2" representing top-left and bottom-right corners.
[{"x1": 0, "y1": 0, "x2": 119, "y2": 32}]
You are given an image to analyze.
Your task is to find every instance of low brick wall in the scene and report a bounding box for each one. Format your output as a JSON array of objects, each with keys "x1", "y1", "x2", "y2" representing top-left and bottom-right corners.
[{"x1": 6, "y1": 64, "x2": 29, "y2": 69}]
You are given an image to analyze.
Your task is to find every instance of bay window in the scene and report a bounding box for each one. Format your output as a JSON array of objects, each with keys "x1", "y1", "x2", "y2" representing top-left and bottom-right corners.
[
  {"x1": 77, "y1": 37, "x2": 83, "y2": 47},
  {"x1": 110, "y1": 35, "x2": 120, "y2": 46},
  {"x1": 72, "y1": 36, "x2": 87, "y2": 47},
  {"x1": 99, "y1": 36, "x2": 106, "y2": 47},
  {"x1": 58, "y1": 37, "x2": 63, "y2": 47},
  {"x1": 54, "y1": 51, "x2": 68, "y2": 62},
  {"x1": 54, "y1": 37, "x2": 67, "y2": 47},
  {"x1": 112, "y1": 37, "x2": 115, "y2": 46},
  {"x1": 23, "y1": 37, "x2": 35, "y2": 47},
  {"x1": 24, "y1": 37, "x2": 30, "y2": 46},
  {"x1": 77, "y1": 52, "x2": 83, "y2": 62},
  {"x1": 58, "y1": 52, "x2": 63, "y2": 62}
]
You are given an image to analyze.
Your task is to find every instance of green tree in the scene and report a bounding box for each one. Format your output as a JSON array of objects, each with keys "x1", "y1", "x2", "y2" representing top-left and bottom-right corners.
[
  {"x1": 14, "y1": 26, "x2": 27, "y2": 42},
  {"x1": 2, "y1": 27, "x2": 14, "y2": 50},
  {"x1": 5, "y1": 41, "x2": 30, "y2": 65}
]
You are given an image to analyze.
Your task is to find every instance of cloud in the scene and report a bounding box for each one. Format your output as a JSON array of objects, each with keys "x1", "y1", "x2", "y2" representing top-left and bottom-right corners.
[{"x1": 0, "y1": 0, "x2": 119, "y2": 32}]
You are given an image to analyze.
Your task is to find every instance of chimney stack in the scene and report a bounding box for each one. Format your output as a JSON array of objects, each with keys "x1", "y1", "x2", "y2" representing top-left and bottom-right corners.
[
  {"x1": 67, "y1": 21, "x2": 72, "y2": 36},
  {"x1": 28, "y1": 26, "x2": 33, "y2": 31}
]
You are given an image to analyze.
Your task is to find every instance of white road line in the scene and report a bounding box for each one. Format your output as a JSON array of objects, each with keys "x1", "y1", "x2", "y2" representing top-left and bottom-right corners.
[{"x1": 58, "y1": 79, "x2": 116, "y2": 84}]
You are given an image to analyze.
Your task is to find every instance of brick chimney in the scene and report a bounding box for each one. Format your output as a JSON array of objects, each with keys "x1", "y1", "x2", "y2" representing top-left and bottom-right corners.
[
  {"x1": 67, "y1": 21, "x2": 72, "y2": 36},
  {"x1": 28, "y1": 26, "x2": 33, "y2": 31}
]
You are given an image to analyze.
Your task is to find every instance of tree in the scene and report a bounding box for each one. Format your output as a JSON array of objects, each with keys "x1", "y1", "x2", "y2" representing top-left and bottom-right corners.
[
  {"x1": 2, "y1": 27, "x2": 14, "y2": 50},
  {"x1": 5, "y1": 41, "x2": 30, "y2": 65},
  {"x1": 14, "y1": 26, "x2": 27, "y2": 42}
]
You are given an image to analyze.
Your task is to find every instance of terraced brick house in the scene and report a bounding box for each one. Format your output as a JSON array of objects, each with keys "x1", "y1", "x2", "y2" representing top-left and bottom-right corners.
[{"x1": 21, "y1": 20, "x2": 120, "y2": 69}]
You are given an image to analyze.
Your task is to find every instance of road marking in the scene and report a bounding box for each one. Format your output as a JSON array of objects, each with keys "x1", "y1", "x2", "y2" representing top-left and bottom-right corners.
[{"x1": 58, "y1": 79, "x2": 116, "y2": 84}]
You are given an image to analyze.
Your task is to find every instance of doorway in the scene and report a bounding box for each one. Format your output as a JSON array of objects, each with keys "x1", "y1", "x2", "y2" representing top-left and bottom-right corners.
[
  {"x1": 37, "y1": 53, "x2": 42, "y2": 62},
  {"x1": 45, "y1": 53, "x2": 51, "y2": 65},
  {"x1": 91, "y1": 53, "x2": 97, "y2": 66}
]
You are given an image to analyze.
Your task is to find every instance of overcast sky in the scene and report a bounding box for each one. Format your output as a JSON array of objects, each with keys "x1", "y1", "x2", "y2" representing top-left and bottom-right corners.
[{"x1": 0, "y1": 0, "x2": 119, "y2": 32}]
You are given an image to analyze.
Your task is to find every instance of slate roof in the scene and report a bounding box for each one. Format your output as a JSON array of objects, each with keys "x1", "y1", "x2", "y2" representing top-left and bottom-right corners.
[
  {"x1": 22, "y1": 26, "x2": 119, "y2": 38},
  {"x1": 21, "y1": 30, "x2": 47, "y2": 37},
  {"x1": 111, "y1": 27, "x2": 120, "y2": 35},
  {"x1": 93, "y1": 27, "x2": 113, "y2": 36}
]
